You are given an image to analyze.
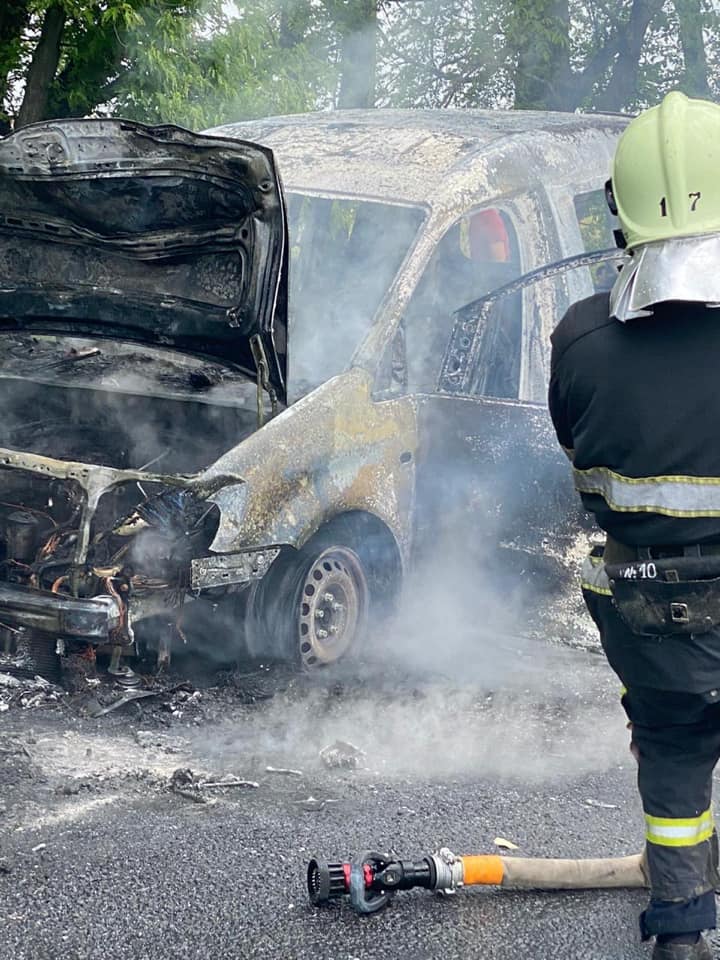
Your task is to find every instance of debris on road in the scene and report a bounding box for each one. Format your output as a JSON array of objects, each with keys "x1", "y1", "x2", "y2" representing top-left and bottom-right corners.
[
  {"x1": 200, "y1": 777, "x2": 260, "y2": 790},
  {"x1": 319, "y1": 740, "x2": 366, "y2": 770},
  {"x1": 0, "y1": 670, "x2": 64, "y2": 712},
  {"x1": 56, "y1": 780, "x2": 82, "y2": 797},
  {"x1": 584, "y1": 798, "x2": 619, "y2": 810},
  {"x1": 87, "y1": 690, "x2": 158, "y2": 718},
  {"x1": 216, "y1": 668, "x2": 286, "y2": 703},
  {"x1": 292, "y1": 796, "x2": 341, "y2": 812},
  {"x1": 0, "y1": 738, "x2": 32, "y2": 760},
  {"x1": 169, "y1": 768, "x2": 212, "y2": 804},
  {"x1": 265, "y1": 765, "x2": 303, "y2": 778},
  {"x1": 170, "y1": 768, "x2": 201, "y2": 791},
  {"x1": 169, "y1": 767, "x2": 259, "y2": 804},
  {"x1": 494, "y1": 837, "x2": 520, "y2": 851},
  {"x1": 133, "y1": 730, "x2": 183, "y2": 753}
]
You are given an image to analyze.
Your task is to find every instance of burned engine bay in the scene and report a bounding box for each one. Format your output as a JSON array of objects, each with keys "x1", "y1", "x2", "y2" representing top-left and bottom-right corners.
[{"x1": 0, "y1": 334, "x2": 265, "y2": 674}]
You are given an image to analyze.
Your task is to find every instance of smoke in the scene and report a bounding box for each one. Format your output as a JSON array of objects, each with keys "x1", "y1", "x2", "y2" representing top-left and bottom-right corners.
[
  {"x1": 191, "y1": 649, "x2": 628, "y2": 783},
  {"x1": 371, "y1": 553, "x2": 540, "y2": 685},
  {"x1": 0, "y1": 21, "x2": 624, "y2": 792},
  {"x1": 188, "y1": 458, "x2": 607, "y2": 782},
  {"x1": 281, "y1": 190, "x2": 426, "y2": 399},
  {"x1": 0, "y1": 339, "x2": 260, "y2": 474}
]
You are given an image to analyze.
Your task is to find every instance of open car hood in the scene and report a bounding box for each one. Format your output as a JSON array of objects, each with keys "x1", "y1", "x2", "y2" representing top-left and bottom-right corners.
[{"x1": 0, "y1": 119, "x2": 288, "y2": 404}]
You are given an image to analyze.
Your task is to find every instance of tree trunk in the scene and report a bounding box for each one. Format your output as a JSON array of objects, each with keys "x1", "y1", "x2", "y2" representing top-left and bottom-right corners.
[
  {"x1": 0, "y1": 0, "x2": 31, "y2": 131},
  {"x1": 279, "y1": 0, "x2": 309, "y2": 49},
  {"x1": 509, "y1": 0, "x2": 572, "y2": 111},
  {"x1": 673, "y1": 0, "x2": 711, "y2": 98},
  {"x1": 593, "y1": 0, "x2": 664, "y2": 112},
  {"x1": 17, "y1": 3, "x2": 65, "y2": 127},
  {"x1": 336, "y1": 0, "x2": 377, "y2": 109}
]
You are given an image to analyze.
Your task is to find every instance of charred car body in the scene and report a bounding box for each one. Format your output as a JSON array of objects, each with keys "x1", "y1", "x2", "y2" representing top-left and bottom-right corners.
[{"x1": 0, "y1": 110, "x2": 626, "y2": 677}]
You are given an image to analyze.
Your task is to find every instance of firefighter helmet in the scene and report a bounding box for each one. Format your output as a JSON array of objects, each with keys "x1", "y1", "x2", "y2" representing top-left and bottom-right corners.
[
  {"x1": 608, "y1": 92, "x2": 720, "y2": 321},
  {"x1": 609, "y1": 91, "x2": 720, "y2": 250}
]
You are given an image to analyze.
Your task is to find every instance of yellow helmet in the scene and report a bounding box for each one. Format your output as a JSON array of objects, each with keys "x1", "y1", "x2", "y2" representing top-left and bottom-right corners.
[
  {"x1": 608, "y1": 92, "x2": 720, "y2": 321},
  {"x1": 608, "y1": 91, "x2": 720, "y2": 250}
]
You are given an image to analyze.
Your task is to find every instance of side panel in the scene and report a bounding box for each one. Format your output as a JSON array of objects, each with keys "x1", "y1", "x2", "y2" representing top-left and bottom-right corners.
[
  {"x1": 413, "y1": 394, "x2": 585, "y2": 554},
  {"x1": 412, "y1": 394, "x2": 593, "y2": 643},
  {"x1": 407, "y1": 251, "x2": 626, "y2": 647},
  {"x1": 204, "y1": 368, "x2": 418, "y2": 562}
]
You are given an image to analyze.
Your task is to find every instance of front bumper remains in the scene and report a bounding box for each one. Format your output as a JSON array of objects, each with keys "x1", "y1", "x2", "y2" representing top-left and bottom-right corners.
[
  {"x1": 0, "y1": 582, "x2": 122, "y2": 640},
  {"x1": 190, "y1": 547, "x2": 280, "y2": 591}
]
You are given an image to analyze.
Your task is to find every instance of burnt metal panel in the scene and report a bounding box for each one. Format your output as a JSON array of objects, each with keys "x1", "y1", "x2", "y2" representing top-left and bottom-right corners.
[{"x1": 0, "y1": 118, "x2": 288, "y2": 402}]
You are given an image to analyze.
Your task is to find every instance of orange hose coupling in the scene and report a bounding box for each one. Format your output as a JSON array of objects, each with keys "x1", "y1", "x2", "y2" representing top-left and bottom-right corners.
[{"x1": 461, "y1": 855, "x2": 506, "y2": 887}]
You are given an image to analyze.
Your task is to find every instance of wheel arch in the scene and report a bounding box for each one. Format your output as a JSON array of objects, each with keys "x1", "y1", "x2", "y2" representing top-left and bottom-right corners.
[{"x1": 301, "y1": 509, "x2": 404, "y2": 613}]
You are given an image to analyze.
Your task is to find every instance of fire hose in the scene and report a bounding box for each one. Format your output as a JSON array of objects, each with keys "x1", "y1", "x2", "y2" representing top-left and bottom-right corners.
[{"x1": 307, "y1": 848, "x2": 648, "y2": 915}]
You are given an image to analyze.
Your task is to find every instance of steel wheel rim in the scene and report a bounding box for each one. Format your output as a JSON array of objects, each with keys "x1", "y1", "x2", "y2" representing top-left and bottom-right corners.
[{"x1": 296, "y1": 546, "x2": 368, "y2": 668}]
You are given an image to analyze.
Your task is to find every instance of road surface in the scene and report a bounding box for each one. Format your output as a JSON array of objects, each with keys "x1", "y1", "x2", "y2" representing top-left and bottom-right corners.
[{"x1": 1, "y1": 640, "x2": 715, "y2": 960}]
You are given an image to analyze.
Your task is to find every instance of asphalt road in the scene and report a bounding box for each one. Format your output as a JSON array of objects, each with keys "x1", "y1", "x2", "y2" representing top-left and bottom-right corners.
[{"x1": 1, "y1": 643, "x2": 719, "y2": 960}]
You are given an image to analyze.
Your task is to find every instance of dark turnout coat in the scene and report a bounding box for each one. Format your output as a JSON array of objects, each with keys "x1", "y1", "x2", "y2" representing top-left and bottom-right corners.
[
  {"x1": 549, "y1": 291, "x2": 720, "y2": 548},
  {"x1": 549, "y1": 291, "x2": 720, "y2": 693}
]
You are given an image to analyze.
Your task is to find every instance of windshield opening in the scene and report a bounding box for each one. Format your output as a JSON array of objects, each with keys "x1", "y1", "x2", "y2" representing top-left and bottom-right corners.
[{"x1": 286, "y1": 193, "x2": 425, "y2": 398}]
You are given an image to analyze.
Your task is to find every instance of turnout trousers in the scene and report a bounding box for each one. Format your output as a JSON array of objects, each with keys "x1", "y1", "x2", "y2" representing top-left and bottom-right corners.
[
  {"x1": 622, "y1": 685, "x2": 720, "y2": 939},
  {"x1": 582, "y1": 563, "x2": 720, "y2": 939}
]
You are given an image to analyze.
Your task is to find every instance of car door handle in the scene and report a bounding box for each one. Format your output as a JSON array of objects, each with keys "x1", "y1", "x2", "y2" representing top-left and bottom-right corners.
[{"x1": 400, "y1": 451, "x2": 412, "y2": 464}]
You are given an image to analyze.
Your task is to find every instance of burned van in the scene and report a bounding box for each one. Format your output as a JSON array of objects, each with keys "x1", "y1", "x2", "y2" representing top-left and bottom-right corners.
[{"x1": 0, "y1": 110, "x2": 626, "y2": 678}]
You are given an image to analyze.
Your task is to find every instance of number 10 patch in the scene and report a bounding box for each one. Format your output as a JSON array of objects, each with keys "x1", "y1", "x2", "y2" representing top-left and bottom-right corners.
[{"x1": 618, "y1": 562, "x2": 658, "y2": 580}]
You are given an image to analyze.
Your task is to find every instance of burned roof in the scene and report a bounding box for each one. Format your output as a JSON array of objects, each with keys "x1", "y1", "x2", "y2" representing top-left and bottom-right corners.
[{"x1": 209, "y1": 108, "x2": 628, "y2": 205}]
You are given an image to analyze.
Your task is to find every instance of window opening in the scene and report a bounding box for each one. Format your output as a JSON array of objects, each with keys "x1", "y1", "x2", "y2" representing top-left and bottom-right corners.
[
  {"x1": 403, "y1": 208, "x2": 522, "y2": 394},
  {"x1": 574, "y1": 189, "x2": 618, "y2": 293},
  {"x1": 286, "y1": 193, "x2": 424, "y2": 399}
]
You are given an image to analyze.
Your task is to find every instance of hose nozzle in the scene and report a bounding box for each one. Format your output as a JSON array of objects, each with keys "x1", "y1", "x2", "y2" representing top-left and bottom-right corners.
[
  {"x1": 307, "y1": 851, "x2": 437, "y2": 914},
  {"x1": 307, "y1": 858, "x2": 347, "y2": 905}
]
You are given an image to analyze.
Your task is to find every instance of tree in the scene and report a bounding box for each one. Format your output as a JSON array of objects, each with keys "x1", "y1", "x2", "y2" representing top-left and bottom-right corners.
[
  {"x1": 1, "y1": 0, "x2": 719, "y2": 132},
  {"x1": 674, "y1": 0, "x2": 712, "y2": 97},
  {"x1": 3, "y1": 1, "x2": 215, "y2": 129},
  {"x1": 17, "y1": 3, "x2": 66, "y2": 127},
  {"x1": 1, "y1": 0, "x2": 338, "y2": 131},
  {"x1": 110, "y1": 2, "x2": 336, "y2": 129},
  {"x1": 0, "y1": 0, "x2": 31, "y2": 130},
  {"x1": 507, "y1": 0, "x2": 573, "y2": 110},
  {"x1": 378, "y1": 0, "x2": 510, "y2": 109},
  {"x1": 592, "y1": 0, "x2": 667, "y2": 112},
  {"x1": 327, "y1": 0, "x2": 378, "y2": 109},
  {"x1": 381, "y1": 0, "x2": 719, "y2": 114}
]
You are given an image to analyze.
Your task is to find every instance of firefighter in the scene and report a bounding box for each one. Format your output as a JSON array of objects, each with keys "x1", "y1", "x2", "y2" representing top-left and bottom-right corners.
[{"x1": 549, "y1": 91, "x2": 720, "y2": 960}]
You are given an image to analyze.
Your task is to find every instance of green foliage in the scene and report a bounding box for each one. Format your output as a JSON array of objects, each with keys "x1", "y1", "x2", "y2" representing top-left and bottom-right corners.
[
  {"x1": 111, "y1": 1, "x2": 337, "y2": 128},
  {"x1": 378, "y1": 0, "x2": 510, "y2": 108},
  {"x1": 1, "y1": 0, "x2": 338, "y2": 129},
  {"x1": 380, "y1": 0, "x2": 719, "y2": 113},
  {"x1": 0, "y1": 0, "x2": 718, "y2": 131}
]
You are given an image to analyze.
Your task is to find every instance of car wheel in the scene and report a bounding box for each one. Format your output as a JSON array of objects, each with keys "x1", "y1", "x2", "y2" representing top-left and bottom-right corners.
[
  {"x1": 247, "y1": 538, "x2": 370, "y2": 670},
  {"x1": 292, "y1": 544, "x2": 369, "y2": 669}
]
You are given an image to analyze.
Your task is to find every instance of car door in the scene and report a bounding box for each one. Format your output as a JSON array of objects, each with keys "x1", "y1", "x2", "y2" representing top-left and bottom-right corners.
[{"x1": 410, "y1": 247, "x2": 625, "y2": 626}]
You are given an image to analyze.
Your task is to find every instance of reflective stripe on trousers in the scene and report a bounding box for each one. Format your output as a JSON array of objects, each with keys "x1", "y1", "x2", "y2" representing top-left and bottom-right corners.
[
  {"x1": 645, "y1": 808, "x2": 715, "y2": 848},
  {"x1": 573, "y1": 465, "x2": 720, "y2": 517}
]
